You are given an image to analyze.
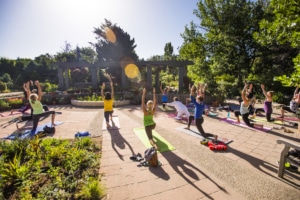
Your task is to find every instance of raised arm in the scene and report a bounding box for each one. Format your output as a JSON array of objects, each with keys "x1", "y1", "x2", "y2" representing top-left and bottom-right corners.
[
  {"x1": 294, "y1": 86, "x2": 299, "y2": 97},
  {"x1": 190, "y1": 85, "x2": 196, "y2": 97},
  {"x1": 241, "y1": 83, "x2": 248, "y2": 102},
  {"x1": 110, "y1": 80, "x2": 114, "y2": 99},
  {"x1": 35, "y1": 80, "x2": 42, "y2": 101},
  {"x1": 25, "y1": 81, "x2": 31, "y2": 100},
  {"x1": 167, "y1": 83, "x2": 171, "y2": 93},
  {"x1": 153, "y1": 88, "x2": 156, "y2": 110},
  {"x1": 23, "y1": 82, "x2": 29, "y2": 100},
  {"x1": 261, "y1": 84, "x2": 268, "y2": 98},
  {"x1": 101, "y1": 82, "x2": 105, "y2": 99},
  {"x1": 160, "y1": 82, "x2": 163, "y2": 93},
  {"x1": 142, "y1": 88, "x2": 146, "y2": 112}
]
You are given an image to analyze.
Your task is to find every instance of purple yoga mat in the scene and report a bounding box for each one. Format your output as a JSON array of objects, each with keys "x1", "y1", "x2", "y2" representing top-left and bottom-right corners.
[{"x1": 220, "y1": 118, "x2": 272, "y2": 132}]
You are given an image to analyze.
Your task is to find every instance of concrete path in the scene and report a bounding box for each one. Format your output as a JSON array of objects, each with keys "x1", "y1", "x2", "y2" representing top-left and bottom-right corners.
[{"x1": 0, "y1": 102, "x2": 300, "y2": 200}]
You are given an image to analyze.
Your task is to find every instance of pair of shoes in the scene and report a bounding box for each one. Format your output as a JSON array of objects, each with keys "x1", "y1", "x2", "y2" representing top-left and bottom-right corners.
[
  {"x1": 137, "y1": 161, "x2": 150, "y2": 167},
  {"x1": 130, "y1": 153, "x2": 143, "y2": 162}
]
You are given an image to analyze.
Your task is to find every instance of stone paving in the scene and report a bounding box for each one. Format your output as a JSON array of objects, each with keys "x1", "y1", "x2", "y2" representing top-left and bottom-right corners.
[{"x1": 0, "y1": 102, "x2": 300, "y2": 200}]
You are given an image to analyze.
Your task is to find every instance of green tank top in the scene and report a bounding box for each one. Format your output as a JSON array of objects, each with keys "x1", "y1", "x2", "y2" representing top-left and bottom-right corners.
[{"x1": 144, "y1": 114, "x2": 155, "y2": 127}]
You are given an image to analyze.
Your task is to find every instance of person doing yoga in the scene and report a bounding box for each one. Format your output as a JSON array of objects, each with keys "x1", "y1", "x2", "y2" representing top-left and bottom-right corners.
[
  {"x1": 142, "y1": 87, "x2": 159, "y2": 151},
  {"x1": 280, "y1": 86, "x2": 300, "y2": 118},
  {"x1": 234, "y1": 83, "x2": 263, "y2": 129},
  {"x1": 254, "y1": 84, "x2": 274, "y2": 122},
  {"x1": 186, "y1": 85, "x2": 217, "y2": 140}
]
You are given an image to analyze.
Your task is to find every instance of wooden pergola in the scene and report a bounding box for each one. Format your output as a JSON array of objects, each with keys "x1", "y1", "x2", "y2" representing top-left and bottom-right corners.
[{"x1": 55, "y1": 60, "x2": 194, "y2": 91}]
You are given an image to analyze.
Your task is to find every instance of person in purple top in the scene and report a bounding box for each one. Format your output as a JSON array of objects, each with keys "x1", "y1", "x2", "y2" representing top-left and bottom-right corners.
[{"x1": 254, "y1": 84, "x2": 274, "y2": 122}]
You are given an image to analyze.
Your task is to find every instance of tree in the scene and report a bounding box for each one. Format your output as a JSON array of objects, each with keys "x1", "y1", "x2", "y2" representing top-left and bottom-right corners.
[
  {"x1": 179, "y1": 0, "x2": 266, "y2": 97},
  {"x1": 164, "y1": 42, "x2": 174, "y2": 59},
  {"x1": 93, "y1": 19, "x2": 138, "y2": 85},
  {"x1": 253, "y1": 0, "x2": 300, "y2": 86}
]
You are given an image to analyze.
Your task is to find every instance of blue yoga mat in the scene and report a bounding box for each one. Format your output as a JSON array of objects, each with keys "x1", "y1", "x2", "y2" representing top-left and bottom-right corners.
[{"x1": 3, "y1": 121, "x2": 64, "y2": 140}]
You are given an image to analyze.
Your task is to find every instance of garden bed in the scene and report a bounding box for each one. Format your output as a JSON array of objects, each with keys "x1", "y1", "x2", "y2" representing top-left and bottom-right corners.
[{"x1": 71, "y1": 99, "x2": 130, "y2": 107}]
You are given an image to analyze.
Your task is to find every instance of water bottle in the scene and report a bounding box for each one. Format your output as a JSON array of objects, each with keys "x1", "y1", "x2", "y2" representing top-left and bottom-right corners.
[{"x1": 227, "y1": 111, "x2": 230, "y2": 118}]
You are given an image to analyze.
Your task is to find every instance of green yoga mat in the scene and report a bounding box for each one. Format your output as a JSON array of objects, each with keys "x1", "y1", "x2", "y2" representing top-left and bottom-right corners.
[
  {"x1": 133, "y1": 127, "x2": 176, "y2": 152},
  {"x1": 251, "y1": 117, "x2": 283, "y2": 125}
]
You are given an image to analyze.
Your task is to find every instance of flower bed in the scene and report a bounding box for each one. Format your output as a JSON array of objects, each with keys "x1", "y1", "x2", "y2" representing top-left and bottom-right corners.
[{"x1": 71, "y1": 99, "x2": 130, "y2": 107}]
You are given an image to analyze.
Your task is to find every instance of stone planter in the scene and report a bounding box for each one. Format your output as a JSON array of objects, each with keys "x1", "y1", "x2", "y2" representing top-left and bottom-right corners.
[{"x1": 71, "y1": 99, "x2": 130, "y2": 107}]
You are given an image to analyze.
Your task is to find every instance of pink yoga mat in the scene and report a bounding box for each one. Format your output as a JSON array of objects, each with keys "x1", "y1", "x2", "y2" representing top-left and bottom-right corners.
[
  {"x1": 220, "y1": 118, "x2": 272, "y2": 132},
  {"x1": 275, "y1": 116, "x2": 299, "y2": 122}
]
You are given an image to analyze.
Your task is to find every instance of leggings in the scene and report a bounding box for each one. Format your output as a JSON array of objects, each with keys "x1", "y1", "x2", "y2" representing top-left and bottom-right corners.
[
  {"x1": 281, "y1": 106, "x2": 296, "y2": 114},
  {"x1": 188, "y1": 116, "x2": 205, "y2": 131},
  {"x1": 254, "y1": 108, "x2": 274, "y2": 122},
  {"x1": 32, "y1": 111, "x2": 55, "y2": 131},
  {"x1": 104, "y1": 111, "x2": 114, "y2": 123},
  {"x1": 145, "y1": 123, "x2": 156, "y2": 140},
  {"x1": 234, "y1": 111, "x2": 253, "y2": 127}
]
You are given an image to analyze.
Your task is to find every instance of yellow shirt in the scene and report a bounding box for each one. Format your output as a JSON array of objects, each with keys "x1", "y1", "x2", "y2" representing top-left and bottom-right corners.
[{"x1": 104, "y1": 99, "x2": 113, "y2": 112}]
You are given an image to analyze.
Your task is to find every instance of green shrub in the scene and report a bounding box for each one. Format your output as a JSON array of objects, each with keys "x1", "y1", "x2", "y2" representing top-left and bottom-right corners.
[
  {"x1": 7, "y1": 98, "x2": 23, "y2": 109},
  {"x1": 0, "y1": 100, "x2": 10, "y2": 111},
  {"x1": 0, "y1": 137, "x2": 104, "y2": 199},
  {"x1": 0, "y1": 81, "x2": 7, "y2": 91}
]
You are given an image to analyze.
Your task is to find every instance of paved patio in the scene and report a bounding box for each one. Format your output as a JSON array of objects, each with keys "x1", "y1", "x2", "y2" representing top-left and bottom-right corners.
[{"x1": 0, "y1": 102, "x2": 300, "y2": 200}]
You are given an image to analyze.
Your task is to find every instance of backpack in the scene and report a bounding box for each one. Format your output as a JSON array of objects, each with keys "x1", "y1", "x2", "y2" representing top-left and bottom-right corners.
[
  {"x1": 43, "y1": 125, "x2": 55, "y2": 134},
  {"x1": 144, "y1": 147, "x2": 158, "y2": 167}
]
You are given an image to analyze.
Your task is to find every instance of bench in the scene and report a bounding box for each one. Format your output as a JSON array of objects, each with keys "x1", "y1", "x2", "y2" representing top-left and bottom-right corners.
[{"x1": 276, "y1": 139, "x2": 300, "y2": 178}]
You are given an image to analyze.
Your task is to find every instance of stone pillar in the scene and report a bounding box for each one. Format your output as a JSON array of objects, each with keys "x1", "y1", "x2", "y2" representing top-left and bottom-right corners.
[
  {"x1": 58, "y1": 67, "x2": 64, "y2": 90},
  {"x1": 147, "y1": 65, "x2": 152, "y2": 89},
  {"x1": 178, "y1": 66, "x2": 185, "y2": 92},
  {"x1": 155, "y1": 68, "x2": 160, "y2": 91},
  {"x1": 90, "y1": 67, "x2": 98, "y2": 89},
  {"x1": 65, "y1": 69, "x2": 70, "y2": 89}
]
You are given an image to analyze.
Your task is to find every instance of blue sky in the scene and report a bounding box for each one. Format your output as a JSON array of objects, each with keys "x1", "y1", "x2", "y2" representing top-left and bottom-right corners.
[{"x1": 0, "y1": 0, "x2": 200, "y2": 60}]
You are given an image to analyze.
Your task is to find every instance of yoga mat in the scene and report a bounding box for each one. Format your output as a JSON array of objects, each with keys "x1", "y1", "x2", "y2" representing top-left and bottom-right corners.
[
  {"x1": 3, "y1": 121, "x2": 64, "y2": 140},
  {"x1": 275, "y1": 116, "x2": 299, "y2": 122},
  {"x1": 0, "y1": 110, "x2": 31, "y2": 117},
  {"x1": 176, "y1": 126, "x2": 233, "y2": 144},
  {"x1": 251, "y1": 117, "x2": 283, "y2": 125},
  {"x1": 133, "y1": 127, "x2": 175, "y2": 152},
  {"x1": 157, "y1": 105, "x2": 175, "y2": 111},
  {"x1": 102, "y1": 116, "x2": 120, "y2": 130},
  {"x1": 220, "y1": 118, "x2": 272, "y2": 132}
]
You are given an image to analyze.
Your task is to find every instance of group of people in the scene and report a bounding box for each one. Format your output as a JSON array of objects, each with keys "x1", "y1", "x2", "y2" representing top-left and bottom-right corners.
[
  {"x1": 141, "y1": 82, "x2": 216, "y2": 151},
  {"x1": 11, "y1": 78, "x2": 300, "y2": 151}
]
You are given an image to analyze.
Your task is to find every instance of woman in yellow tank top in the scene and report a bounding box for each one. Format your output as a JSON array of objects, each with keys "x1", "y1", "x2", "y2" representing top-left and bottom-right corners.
[
  {"x1": 101, "y1": 79, "x2": 114, "y2": 129},
  {"x1": 142, "y1": 87, "x2": 159, "y2": 150}
]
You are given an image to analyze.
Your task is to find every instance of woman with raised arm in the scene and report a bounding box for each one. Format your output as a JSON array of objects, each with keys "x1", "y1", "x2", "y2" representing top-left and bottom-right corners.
[
  {"x1": 142, "y1": 87, "x2": 159, "y2": 150},
  {"x1": 234, "y1": 83, "x2": 263, "y2": 128},
  {"x1": 280, "y1": 85, "x2": 300, "y2": 118},
  {"x1": 254, "y1": 84, "x2": 274, "y2": 122},
  {"x1": 101, "y1": 77, "x2": 114, "y2": 129},
  {"x1": 26, "y1": 80, "x2": 56, "y2": 134}
]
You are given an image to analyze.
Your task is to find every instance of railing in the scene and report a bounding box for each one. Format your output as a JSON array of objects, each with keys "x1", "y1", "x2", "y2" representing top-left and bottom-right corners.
[{"x1": 0, "y1": 92, "x2": 24, "y2": 100}]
